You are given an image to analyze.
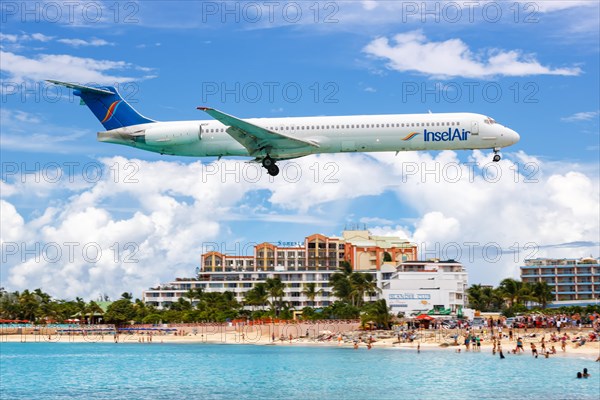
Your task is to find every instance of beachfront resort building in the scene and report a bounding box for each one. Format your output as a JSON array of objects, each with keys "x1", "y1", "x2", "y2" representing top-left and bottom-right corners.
[
  {"x1": 143, "y1": 230, "x2": 419, "y2": 309},
  {"x1": 142, "y1": 230, "x2": 471, "y2": 316},
  {"x1": 520, "y1": 257, "x2": 600, "y2": 307},
  {"x1": 379, "y1": 260, "x2": 469, "y2": 316}
]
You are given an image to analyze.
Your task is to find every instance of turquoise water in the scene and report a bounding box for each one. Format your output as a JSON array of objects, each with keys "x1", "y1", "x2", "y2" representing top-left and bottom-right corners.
[{"x1": 0, "y1": 342, "x2": 598, "y2": 399}]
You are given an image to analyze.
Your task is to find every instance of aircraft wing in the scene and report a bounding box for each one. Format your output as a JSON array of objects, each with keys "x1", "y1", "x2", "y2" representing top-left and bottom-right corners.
[{"x1": 197, "y1": 107, "x2": 318, "y2": 157}]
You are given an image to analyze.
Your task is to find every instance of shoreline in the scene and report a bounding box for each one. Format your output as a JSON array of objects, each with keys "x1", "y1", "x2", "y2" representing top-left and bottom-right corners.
[{"x1": 3, "y1": 332, "x2": 599, "y2": 361}]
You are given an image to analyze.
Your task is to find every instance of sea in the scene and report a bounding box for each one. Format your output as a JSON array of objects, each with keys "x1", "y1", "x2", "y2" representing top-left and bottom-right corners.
[{"x1": 0, "y1": 342, "x2": 598, "y2": 399}]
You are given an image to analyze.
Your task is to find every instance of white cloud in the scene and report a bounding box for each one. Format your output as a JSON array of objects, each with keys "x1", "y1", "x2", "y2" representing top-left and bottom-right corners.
[
  {"x1": 0, "y1": 33, "x2": 19, "y2": 42},
  {"x1": 363, "y1": 30, "x2": 582, "y2": 79},
  {"x1": 1, "y1": 149, "x2": 598, "y2": 296},
  {"x1": 531, "y1": 1, "x2": 597, "y2": 12},
  {"x1": 561, "y1": 111, "x2": 599, "y2": 122},
  {"x1": 0, "y1": 50, "x2": 153, "y2": 84},
  {"x1": 57, "y1": 38, "x2": 114, "y2": 47},
  {"x1": 29, "y1": 33, "x2": 54, "y2": 42},
  {"x1": 0, "y1": 109, "x2": 94, "y2": 154},
  {"x1": 0, "y1": 33, "x2": 54, "y2": 43}
]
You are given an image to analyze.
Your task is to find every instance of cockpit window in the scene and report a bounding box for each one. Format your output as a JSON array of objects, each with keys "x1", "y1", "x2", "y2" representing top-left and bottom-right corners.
[{"x1": 484, "y1": 117, "x2": 497, "y2": 125}]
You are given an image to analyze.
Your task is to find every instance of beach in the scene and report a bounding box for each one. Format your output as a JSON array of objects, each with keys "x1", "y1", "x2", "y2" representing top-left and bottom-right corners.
[{"x1": 3, "y1": 324, "x2": 599, "y2": 361}]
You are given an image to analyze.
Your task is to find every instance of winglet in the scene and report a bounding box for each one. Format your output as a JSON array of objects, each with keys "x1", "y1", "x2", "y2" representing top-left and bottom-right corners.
[{"x1": 197, "y1": 107, "x2": 213, "y2": 111}]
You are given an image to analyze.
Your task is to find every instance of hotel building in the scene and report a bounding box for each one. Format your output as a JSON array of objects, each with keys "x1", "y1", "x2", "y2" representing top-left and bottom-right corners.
[
  {"x1": 143, "y1": 230, "x2": 417, "y2": 309},
  {"x1": 520, "y1": 257, "x2": 600, "y2": 307},
  {"x1": 379, "y1": 260, "x2": 469, "y2": 316},
  {"x1": 142, "y1": 230, "x2": 468, "y2": 316}
]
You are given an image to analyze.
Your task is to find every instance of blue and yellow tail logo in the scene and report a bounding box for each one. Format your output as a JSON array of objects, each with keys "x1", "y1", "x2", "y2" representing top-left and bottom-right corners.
[
  {"x1": 101, "y1": 100, "x2": 122, "y2": 123},
  {"x1": 401, "y1": 132, "x2": 420, "y2": 141}
]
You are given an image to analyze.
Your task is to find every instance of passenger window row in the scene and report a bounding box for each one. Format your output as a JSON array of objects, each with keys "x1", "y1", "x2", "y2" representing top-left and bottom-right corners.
[{"x1": 204, "y1": 121, "x2": 461, "y2": 134}]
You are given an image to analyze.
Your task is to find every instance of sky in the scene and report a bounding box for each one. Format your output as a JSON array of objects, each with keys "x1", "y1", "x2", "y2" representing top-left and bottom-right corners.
[{"x1": 1, "y1": 0, "x2": 599, "y2": 301}]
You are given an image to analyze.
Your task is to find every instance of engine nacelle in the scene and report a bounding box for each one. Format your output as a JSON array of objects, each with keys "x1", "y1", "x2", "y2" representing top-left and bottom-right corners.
[{"x1": 143, "y1": 124, "x2": 202, "y2": 146}]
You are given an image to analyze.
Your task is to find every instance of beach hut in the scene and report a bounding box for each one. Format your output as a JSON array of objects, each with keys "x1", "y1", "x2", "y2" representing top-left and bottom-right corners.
[{"x1": 415, "y1": 314, "x2": 435, "y2": 329}]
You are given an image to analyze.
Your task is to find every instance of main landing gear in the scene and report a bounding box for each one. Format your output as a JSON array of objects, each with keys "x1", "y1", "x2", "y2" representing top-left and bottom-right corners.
[
  {"x1": 262, "y1": 156, "x2": 279, "y2": 176},
  {"x1": 492, "y1": 148, "x2": 501, "y2": 162}
]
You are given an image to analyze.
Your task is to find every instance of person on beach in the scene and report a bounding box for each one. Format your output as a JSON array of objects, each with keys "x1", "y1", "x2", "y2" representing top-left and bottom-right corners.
[
  {"x1": 540, "y1": 336, "x2": 546, "y2": 353},
  {"x1": 515, "y1": 337, "x2": 524, "y2": 353},
  {"x1": 561, "y1": 337, "x2": 567, "y2": 352},
  {"x1": 498, "y1": 343, "x2": 505, "y2": 359},
  {"x1": 576, "y1": 372, "x2": 582, "y2": 379},
  {"x1": 531, "y1": 343, "x2": 538, "y2": 358},
  {"x1": 353, "y1": 341, "x2": 358, "y2": 350},
  {"x1": 582, "y1": 368, "x2": 590, "y2": 378},
  {"x1": 475, "y1": 336, "x2": 481, "y2": 351},
  {"x1": 464, "y1": 335, "x2": 470, "y2": 351},
  {"x1": 509, "y1": 329, "x2": 513, "y2": 341}
]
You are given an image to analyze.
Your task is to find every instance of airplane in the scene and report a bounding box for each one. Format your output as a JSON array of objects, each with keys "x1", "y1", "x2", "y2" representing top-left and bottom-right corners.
[{"x1": 48, "y1": 80, "x2": 520, "y2": 176}]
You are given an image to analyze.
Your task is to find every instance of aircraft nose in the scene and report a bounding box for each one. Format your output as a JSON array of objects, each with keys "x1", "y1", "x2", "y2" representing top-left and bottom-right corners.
[{"x1": 508, "y1": 128, "x2": 520, "y2": 145}]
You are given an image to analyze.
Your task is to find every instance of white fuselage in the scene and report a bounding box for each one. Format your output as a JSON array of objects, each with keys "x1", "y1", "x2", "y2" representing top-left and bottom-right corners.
[{"x1": 98, "y1": 112, "x2": 519, "y2": 159}]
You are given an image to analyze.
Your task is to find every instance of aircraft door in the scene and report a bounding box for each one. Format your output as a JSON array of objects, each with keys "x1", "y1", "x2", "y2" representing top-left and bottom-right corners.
[{"x1": 471, "y1": 121, "x2": 479, "y2": 135}]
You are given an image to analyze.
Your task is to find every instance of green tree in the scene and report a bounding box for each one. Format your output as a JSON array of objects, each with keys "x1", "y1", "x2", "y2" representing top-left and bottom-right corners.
[
  {"x1": 18, "y1": 290, "x2": 41, "y2": 322},
  {"x1": 265, "y1": 278, "x2": 286, "y2": 316},
  {"x1": 532, "y1": 281, "x2": 554, "y2": 309},
  {"x1": 120, "y1": 292, "x2": 133, "y2": 301},
  {"x1": 301, "y1": 282, "x2": 321, "y2": 307},
  {"x1": 75, "y1": 297, "x2": 88, "y2": 323},
  {"x1": 497, "y1": 278, "x2": 523, "y2": 308},
  {"x1": 104, "y1": 299, "x2": 136, "y2": 325},
  {"x1": 244, "y1": 283, "x2": 269, "y2": 311},
  {"x1": 87, "y1": 301, "x2": 104, "y2": 324},
  {"x1": 330, "y1": 262, "x2": 353, "y2": 303},
  {"x1": 361, "y1": 299, "x2": 392, "y2": 329}
]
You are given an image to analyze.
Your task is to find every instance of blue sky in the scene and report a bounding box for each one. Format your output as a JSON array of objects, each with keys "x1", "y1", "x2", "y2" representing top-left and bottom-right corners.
[{"x1": 1, "y1": 1, "x2": 599, "y2": 300}]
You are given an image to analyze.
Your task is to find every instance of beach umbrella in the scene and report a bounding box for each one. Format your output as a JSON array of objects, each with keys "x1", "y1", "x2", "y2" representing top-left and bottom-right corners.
[{"x1": 415, "y1": 314, "x2": 435, "y2": 321}]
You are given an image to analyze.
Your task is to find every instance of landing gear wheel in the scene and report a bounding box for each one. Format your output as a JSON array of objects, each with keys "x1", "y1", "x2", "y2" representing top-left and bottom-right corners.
[
  {"x1": 267, "y1": 164, "x2": 280, "y2": 176},
  {"x1": 493, "y1": 154, "x2": 501, "y2": 162},
  {"x1": 262, "y1": 157, "x2": 274, "y2": 168}
]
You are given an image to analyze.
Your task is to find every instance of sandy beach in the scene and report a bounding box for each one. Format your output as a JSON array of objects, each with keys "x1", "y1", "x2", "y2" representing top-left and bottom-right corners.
[{"x1": 3, "y1": 325, "x2": 599, "y2": 361}]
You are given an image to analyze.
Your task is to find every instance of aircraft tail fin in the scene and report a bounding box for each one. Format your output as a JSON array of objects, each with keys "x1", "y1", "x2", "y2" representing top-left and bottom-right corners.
[{"x1": 47, "y1": 80, "x2": 155, "y2": 130}]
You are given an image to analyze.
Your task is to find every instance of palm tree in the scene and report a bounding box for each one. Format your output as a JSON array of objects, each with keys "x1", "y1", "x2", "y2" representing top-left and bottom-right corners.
[
  {"x1": 265, "y1": 278, "x2": 286, "y2": 316},
  {"x1": 87, "y1": 301, "x2": 104, "y2": 324},
  {"x1": 120, "y1": 292, "x2": 133, "y2": 301},
  {"x1": 330, "y1": 262, "x2": 353, "y2": 303},
  {"x1": 467, "y1": 284, "x2": 485, "y2": 310},
  {"x1": 301, "y1": 282, "x2": 321, "y2": 307},
  {"x1": 184, "y1": 288, "x2": 204, "y2": 307},
  {"x1": 75, "y1": 297, "x2": 88, "y2": 323},
  {"x1": 532, "y1": 281, "x2": 554, "y2": 309},
  {"x1": 362, "y1": 273, "x2": 381, "y2": 303},
  {"x1": 18, "y1": 290, "x2": 42, "y2": 322},
  {"x1": 361, "y1": 299, "x2": 392, "y2": 329},
  {"x1": 244, "y1": 283, "x2": 269, "y2": 311},
  {"x1": 497, "y1": 278, "x2": 522, "y2": 308}
]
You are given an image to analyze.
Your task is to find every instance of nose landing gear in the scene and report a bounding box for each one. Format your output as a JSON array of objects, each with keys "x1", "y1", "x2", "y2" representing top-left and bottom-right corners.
[
  {"x1": 262, "y1": 156, "x2": 280, "y2": 176},
  {"x1": 492, "y1": 148, "x2": 501, "y2": 162}
]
